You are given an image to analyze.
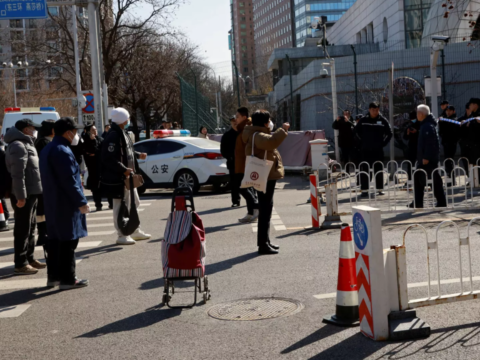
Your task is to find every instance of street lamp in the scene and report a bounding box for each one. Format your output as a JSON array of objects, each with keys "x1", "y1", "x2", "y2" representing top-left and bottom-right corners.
[
  {"x1": 322, "y1": 59, "x2": 340, "y2": 163},
  {"x1": 2, "y1": 61, "x2": 29, "y2": 107},
  {"x1": 430, "y1": 35, "x2": 449, "y2": 118}
]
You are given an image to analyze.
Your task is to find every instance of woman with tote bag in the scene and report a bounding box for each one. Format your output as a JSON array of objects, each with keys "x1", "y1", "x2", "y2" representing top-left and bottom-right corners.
[{"x1": 242, "y1": 110, "x2": 289, "y2": 255}]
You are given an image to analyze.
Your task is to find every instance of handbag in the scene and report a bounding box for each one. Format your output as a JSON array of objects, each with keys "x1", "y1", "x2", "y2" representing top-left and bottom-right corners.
[
  {"x1": 125, "y1": 173, "x2": 144, "y2": 190},
  {"x1": 241, "y1": 132, "x2": 274, "y2": 193},
  {"x1": 116, "y1": 176, "x2": 140, "y2": 236}
]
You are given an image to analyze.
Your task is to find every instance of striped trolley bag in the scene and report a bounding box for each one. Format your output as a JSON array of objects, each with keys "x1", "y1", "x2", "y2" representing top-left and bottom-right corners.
[{"x1": 161, "y1": 187, "x2": 210, "y2": 308}]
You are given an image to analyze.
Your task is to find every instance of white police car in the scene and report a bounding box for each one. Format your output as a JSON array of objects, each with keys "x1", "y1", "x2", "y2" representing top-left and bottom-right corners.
[{"x1": 134, "y1": 130, "x2": 229, "y2": 194}]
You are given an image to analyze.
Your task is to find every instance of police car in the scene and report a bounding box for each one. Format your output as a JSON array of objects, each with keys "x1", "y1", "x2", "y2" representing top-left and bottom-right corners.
[
  {"x1": 1, "y1": 107, "x2": 60, "y2": 141},
  {"x1": 134, "y1": 129, "x2": 229, "y2": 194}
]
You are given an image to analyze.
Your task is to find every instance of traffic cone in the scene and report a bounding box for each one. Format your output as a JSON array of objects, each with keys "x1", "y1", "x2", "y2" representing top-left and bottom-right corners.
[
  {"x1": 323, "y1": 223, "x2": 359, "y2": 327},
  {"x1": 0, "y1": 202, "x2": 9, "y2": 232}
]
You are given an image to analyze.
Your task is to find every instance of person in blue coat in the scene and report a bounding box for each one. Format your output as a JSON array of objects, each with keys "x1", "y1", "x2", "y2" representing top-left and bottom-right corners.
[
  {"x1": 40, "y1": 118, "x2": 90, "y2": 290},
  {"x1": 408, "y1": 105, "x2": 446, "y2": 209}
]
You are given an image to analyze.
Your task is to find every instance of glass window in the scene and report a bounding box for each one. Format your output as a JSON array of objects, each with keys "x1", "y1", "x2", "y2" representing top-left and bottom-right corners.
[
  {"x1": 406, "y1": 31, "x2": 422, "y2": 48},
  {"x1": 240, "y1": 24, "x2": 246, "y2": 29},
  {"x1": 48, "y1": 7, "x2": 58, "y2": 16},
  {"x1": 405, "y1": 10, "x2": 422, "y2": 31},
  {"x1": 9, "y1": 19, "x2": 23, "y2": 28},
  {"x1": 156, "y1": 141, "x2": 185, "y2": 154},
  {"x1": 134, "y1": 141, "x2": 158, "y2": 155}
]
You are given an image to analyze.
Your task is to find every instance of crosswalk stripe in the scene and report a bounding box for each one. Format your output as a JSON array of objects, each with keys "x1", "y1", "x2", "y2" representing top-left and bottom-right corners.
[
  {"x1": 0, "y1": 305, "x2": 31, "y2": 318},
  {"x1": 85, "y1": 223, "x2": 113, "y2": 228},
  {"x1": 0, "y1": 258, "x2": 83, "y2": 271},
  {"x1": 86, "y1": 217, "x2": 112, "y2": 221},
  {"x1": 84, "y1": 231, "x2": 115, "y2": 237},
  {"x1": 0, "y1": 241, "x2": 102, "y2": 254},
  {"x1": 0, "y1": 278, "x2": 50, "y2": 291},
  {"x1": 87, "y1": 208, "x2": 145, "y2": 215},
  {"x1": 87, "y1": 201, "x2": 153, "y2": 206}
]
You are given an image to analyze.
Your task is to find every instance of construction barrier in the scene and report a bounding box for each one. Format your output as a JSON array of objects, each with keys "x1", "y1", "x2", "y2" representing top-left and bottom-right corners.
[
  {"x1": 0, "y1": 202, "x2": 8, "y2": 232},
  {"x1": 323, "y1": 224, "x2": 359, "y2": 326},
  {"x1": 310, "y1": 173, "x2": 320, "y2": 228}
]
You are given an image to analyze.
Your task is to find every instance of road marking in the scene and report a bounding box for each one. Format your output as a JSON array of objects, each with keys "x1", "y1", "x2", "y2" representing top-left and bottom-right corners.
[
  {"x1": 0, "y1": 305, "x2": 31, "y2": 318},
  {"x1": 88, "y1": 208, "x2": 145, "y2": 215},
  {"x1": 313, "y1": 276, "x2": 480, "y2": 300},
  {"x1": 87, "y1": 201, "x2": 153, "y2": 207},
  {"x1": 0, "y1": 230, "x2": 114, "y2": 243},
  {"x1": 250, "y1": 207, "x2": 287, "y2": 232},
  {"x1": 0, "y1": 278, "x2": 50, "y2": 291},
  {"x1": 86, "y1": 231, "x2": 115, "y2": 237},
  {"x1": 0, "y1": 242, "x2": 102, "y2": 254},
  {"x1": 86, "y1": 223, "x2": 113, "y2": 228},
  {"x1": 86, "y1": 216, "x2": 112, "y2": 221}
]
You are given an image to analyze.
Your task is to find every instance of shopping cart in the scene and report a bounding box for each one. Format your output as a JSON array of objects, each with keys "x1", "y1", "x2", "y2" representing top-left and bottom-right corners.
[{"x1": 161, "y1": 187, "x2": 210, "y2": 308}]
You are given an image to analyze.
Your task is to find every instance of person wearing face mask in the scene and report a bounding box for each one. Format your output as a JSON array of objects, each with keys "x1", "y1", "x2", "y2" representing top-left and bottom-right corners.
[
  {"x1": 243, "y1": 110, "x2": 289, "y2": 255},
  {"x1": 100, "y1": 107, "x2": 151, "y2": 245},
  {"x1": 4, "y1": 119, "x2": 45, "y2": 275},
  {"x1": 403, "y1": 111, "x2": 421, "y2": 183},
  {"x1": 39, "y1": 117, "x2": 90, "y2": 289}
]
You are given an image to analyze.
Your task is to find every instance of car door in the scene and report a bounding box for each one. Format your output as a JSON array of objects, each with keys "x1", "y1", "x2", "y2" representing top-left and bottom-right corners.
[
  {"x1": 146, "y1": 140, "x2": 186, "y2": 184},
  {"x1": 133, "y1": 141, "x2": 159, "y2": 184}
]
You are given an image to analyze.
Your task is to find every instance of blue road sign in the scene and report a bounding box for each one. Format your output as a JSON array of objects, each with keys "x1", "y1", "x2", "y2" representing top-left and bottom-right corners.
[
  {"x1": 353, "y1": 212, "x2": 368, "y2": 250},
  {"x1": 0, "y1": 0, "x2": 47, "y2": 20}
]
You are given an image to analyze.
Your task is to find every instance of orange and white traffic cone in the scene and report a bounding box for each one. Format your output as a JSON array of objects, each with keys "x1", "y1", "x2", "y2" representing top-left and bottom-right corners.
[
  {"x1": 0, "y1": 202, "x2": 9, "y2": 232},
  {"x1": 323, "y1": 223, "x2": 359, "y2": 326}
]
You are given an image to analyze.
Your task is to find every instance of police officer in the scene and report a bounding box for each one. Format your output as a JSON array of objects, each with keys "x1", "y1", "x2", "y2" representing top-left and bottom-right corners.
[
  {"x1": 458, "y1": 102, "x2": 472, "y2": 173},
  {"x1": 409, "y1": 105, "x2": 446, "y2": 209},
  {"x1": 439, "y1": 105, "x2": 459, "y2": 185},
  {"x1": 440, "y1": 100, "x2": 449, "y2": 118},
  {"x1": 355, "y1": 102, "x2": 393, "y2": 197},
  {"x1": 464, "y1": 99, "x2": 480, "y2": 179},
  {"x1": 403, "y1": 111, "x2": 421, "y2": 183}
]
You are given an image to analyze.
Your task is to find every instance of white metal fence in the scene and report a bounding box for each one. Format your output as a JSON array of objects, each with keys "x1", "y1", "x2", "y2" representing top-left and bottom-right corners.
[{"x1": 315, "y1": 159, "x2": 480, "y2": 214}]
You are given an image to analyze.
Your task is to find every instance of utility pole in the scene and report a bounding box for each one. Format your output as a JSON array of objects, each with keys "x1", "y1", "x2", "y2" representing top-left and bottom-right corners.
[
  {"x1": 232, "y1": 61, "x2": 241, "y2": 107},
  {"x1": 351, "y1": 45, "x2": 359, "y2": 117},
  {"x1": 441, "y1": 49, "x2": 446, "y2": 101},
  {"x1": 190, "y1": 69, "x2": 198, "y2": 133},
  {"x1": 71, "y1": 5, "x2": 83, "y2": 125},
  {"x1": 218, "y1": 76, "x2": 223, "y2": 123},
  {"x1": 87, "y1": 0, "x2": 104, "y2": 131},
  {"x1": 286, "y1": 54, "x2": 295, "y2": 130}
]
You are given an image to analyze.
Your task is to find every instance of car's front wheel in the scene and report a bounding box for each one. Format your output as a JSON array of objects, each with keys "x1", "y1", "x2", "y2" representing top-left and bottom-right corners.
[{"x1": 174, "y1": 170, "x2": 200, "y2": 194}]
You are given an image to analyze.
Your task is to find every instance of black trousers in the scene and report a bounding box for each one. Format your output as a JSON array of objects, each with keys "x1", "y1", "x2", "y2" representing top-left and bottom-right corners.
[
  {"x1": 46, "y1": 238, "x2": 79, "y2": 284},
  {"x1": 92, "y1": 189, "x2": 103, "y2": 208},
  {"x1": 228, "y1": 164, "x2": 240, "y2": 205},
  {"x1": 1, "y1": 198, "x2": 9, "y2": 221},
  {"x1": 235, "y1": 173, "x2": 258, "y2": 215},
  {"x1": 340, "y1": 147, "x2": 352, "y2": 166},
  {"x1": 257, "y1": 180, "x2": 276, "y2": 248},
  {"x1": 10, "y1": 194, "x2": 38, "y2": 268},
  {"x1": 414, "y1": 164, "x2": 447, "y2": 208},
  {"x1": 443, "y1": 142, "x2": 457, "y2": 184},
  {"x1": 360, "y1": 150, "x2": 384, "y2": 191}
]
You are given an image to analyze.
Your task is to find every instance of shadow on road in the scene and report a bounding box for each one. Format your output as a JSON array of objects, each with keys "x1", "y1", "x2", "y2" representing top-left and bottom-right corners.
[
  {"x1": 204, "y1": 222, "x2": 245, "y2": 234},
  {"x1": 197, "y1": 206, "x2": 241, "y2": 216},
  {"x1": 0, "y1": 287, "x2": 58, "y2": 307},
  {"x1": 75, "y1": 244, "x2": 122, "y2": 259},
  {"x1": 77, "y1": 307, "x2": 182, "y2": 338},
  {"x1": 281, "y1": 325, "x2": 347, "y2": 354},
  {"x1": 276, "y1": 228, "x2": 323, "y2": 239}
]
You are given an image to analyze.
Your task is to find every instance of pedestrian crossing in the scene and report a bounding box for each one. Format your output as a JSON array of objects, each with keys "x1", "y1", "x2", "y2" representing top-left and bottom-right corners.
[
  {"x1": 0, "y1": 200, "x2": 153, "y2": 318},
  {"x1": 251, "y1": 207, "x2": 287, "y2": 233}
]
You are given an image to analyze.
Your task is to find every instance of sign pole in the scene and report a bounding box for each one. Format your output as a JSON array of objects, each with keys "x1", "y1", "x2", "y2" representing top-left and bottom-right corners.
[
  {"x1": 87, "y1": 0, "x2": 104, "y2": 131},
  {"x1": 72, "y1": 5, "x2": 83, "y2": 126},
  {"x1": 388, "y1": 63, "x2": 394, "y2": 168}
]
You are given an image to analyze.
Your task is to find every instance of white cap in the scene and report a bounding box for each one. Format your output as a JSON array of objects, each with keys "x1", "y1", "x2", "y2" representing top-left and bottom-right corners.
[{"x1": 111, "y1": 107, "x2": 130, "y2": 124}]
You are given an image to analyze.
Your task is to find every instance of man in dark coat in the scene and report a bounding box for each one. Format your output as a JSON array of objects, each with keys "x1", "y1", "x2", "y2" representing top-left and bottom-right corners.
[
  {"x1": 5, "y1": 119, "x2": 45, "y2": 275},
  {"x1": 0, "y1": 140, "x2": 11, "y2": 228},
  {"x1": 440, "y1": 100, "x2": 449, "y2": 118},
  {"x1": 100, "y1": 108, "x2": 150, "y2": 245},
  {"x1": 409, "y1": 105, "x2": 446, "y2": 209},
  {"x1": 82, "y1": 124, "x2": 107, "y2": 211},
  {"x1": 355, "y1": 102, "x2": 393, "y2": 197},
  {"x1": 332, "y1": 115, "x2": 354, "y2": 166},
  {"x1": 458, "y1": 103, "x2": 472, "y2": 173},
  {"x1": 439, "y1": 105, "x2": 459, "y2": 185},
  {"x1": 220, "y1": 116, "x2": 240, "y2": 207},
  {"x1": 463, "y1": 98, "x2": 480, "y2": 180},
  {"x1": 101, "y1": 124, "x2": 111, "y2": 139},
  {"x1": 403, "y1": 111, "x2": 421, "y2": 182},
  {"x1": 34, "y1": 120, "x2": 55, "y2": 246},
  {"x1": 40, "y1": 118, "x2": 89, "y2": 289}
]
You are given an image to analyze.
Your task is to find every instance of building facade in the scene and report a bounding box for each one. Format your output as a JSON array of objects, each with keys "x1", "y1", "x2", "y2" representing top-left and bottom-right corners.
[
  {"x1": 293, "y1": 0, "x2": 357, "y2": 47},
  {"x1": 230, "y1": 0, "x2": 256, "y2": 93}
]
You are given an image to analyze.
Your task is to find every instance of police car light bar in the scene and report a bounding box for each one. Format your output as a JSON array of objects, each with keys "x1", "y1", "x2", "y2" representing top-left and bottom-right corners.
[
  {"x1": 4, "y1": 107, "x2": 56, "y2": 113},
  {"x1": 153, "y1": 129, "x2": 191, "y2": 139}
]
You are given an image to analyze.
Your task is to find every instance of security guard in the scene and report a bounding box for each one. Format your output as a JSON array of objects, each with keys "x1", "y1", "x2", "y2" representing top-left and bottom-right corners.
[
  {"x1": 355, "y1": 102, "x2": 393, "y2": 197},
  {"x1": 439, "y1": 105, "x2": 459, "y2": 185}
]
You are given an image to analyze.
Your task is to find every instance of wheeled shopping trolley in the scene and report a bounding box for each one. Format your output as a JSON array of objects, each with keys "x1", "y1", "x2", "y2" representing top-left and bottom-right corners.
[{"x1": 161, "y1": 187, "x2": 211, "y2": 308}]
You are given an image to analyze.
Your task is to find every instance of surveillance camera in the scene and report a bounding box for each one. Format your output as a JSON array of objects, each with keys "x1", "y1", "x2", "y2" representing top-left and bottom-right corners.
[
  {"x1": 320, "y1": 68, "x2": 328, "y2": 78},
  {"x1": 24, "y1": 62, "x2": 28, "y2": 67},
  {"x1": 432, "y1": 35, "x2": 450, "y2": 43},
  {"x1": 2, "y1": 62, "x2": 6, "y2": 67},
  {"x1": 17, "y1": 61, "x2": 22, "y2": 67},
  {"x1": 8, "y1": 62, "x2": 13, "y2": 68}
]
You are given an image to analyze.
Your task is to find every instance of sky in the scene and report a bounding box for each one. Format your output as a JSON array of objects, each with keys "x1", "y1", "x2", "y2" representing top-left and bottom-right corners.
[{"x1": 170, "y1": 0, "x2": 233, "y2": 79}]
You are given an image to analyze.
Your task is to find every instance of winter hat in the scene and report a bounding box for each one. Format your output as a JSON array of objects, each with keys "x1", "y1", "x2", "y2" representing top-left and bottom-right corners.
[{"x1": 111, "y1": 108, "x2": 130, "y2": 124}]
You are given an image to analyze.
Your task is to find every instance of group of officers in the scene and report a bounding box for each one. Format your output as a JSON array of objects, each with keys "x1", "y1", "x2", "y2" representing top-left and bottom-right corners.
[{"x1": 333, "y1": 97, "x2": 480, "y2": 208}]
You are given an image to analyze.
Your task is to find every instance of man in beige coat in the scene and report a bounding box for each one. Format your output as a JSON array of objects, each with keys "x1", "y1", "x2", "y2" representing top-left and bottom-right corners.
[{"x1": 243, "y1": 110, "x2": 289, "y2": 255}]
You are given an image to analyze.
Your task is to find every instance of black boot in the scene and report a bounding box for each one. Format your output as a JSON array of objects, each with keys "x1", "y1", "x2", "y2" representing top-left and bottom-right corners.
[{"x1": 36, "y1": 222, "x2": 48, "y2": 247}]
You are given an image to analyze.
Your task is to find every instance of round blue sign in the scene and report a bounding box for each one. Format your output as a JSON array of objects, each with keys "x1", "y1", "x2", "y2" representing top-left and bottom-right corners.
[{"x1": 353, "y1": 213, "x2": 368, "y2": 250}]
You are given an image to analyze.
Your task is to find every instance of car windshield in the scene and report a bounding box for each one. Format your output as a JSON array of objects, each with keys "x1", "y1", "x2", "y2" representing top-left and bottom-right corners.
[{"x1": 178, "y1": 138, "x2": 220, "y2": 149}]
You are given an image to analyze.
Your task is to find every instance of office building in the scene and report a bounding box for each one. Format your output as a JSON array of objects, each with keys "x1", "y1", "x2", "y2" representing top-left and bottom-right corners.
[
  {"x1": 293, "y1": 0, "x2": 357, "y2": 47},
  {"x1": 230, "y1": 0, "x2": 256, "y2": 93}
]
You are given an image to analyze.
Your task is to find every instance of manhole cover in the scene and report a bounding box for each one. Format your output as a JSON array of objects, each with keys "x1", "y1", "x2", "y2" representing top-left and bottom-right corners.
[{"x1": 207, "y1": 297, "x2": 304, "y2": 321}]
